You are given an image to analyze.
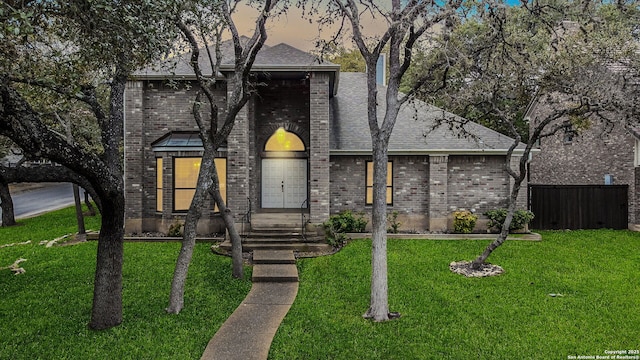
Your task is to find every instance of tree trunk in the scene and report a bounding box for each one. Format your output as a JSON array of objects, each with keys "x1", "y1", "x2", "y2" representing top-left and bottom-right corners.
[
  {"x1": 166, "y1": 154, "x2": 215, "y2": 314},
  {"x1": 73, "y1": 184, "x2": 86, "y2": 241},
  {"x1": 166, "y1": 213, "x2": 197, "y2": 314},
  {"x1": 471, "y1": 157, "x2": 524, "y2": 269},
  {"x1": 363, "y1": 144, "x2": 390, "y2": 322},
  {"x1": 0, "y1": 164, "x2": 102, "y2": 213},
  {"x1": 0, "y1": 74, "x2": 126, "y2": 330},
  {"x1": 210, "y1": 180, "x2": 243, "y2": 279},
  {"x1": 89, "y1": 197, "x2": 124, "y2": 330},
  {"x1": 0, "y1": 177, "x2": 16, "y2": 227}
]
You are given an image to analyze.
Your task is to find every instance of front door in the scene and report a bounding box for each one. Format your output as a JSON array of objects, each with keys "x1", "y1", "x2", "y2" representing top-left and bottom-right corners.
[{"x1": 262, "y1": 158, "x2": 307, "y2": 208}]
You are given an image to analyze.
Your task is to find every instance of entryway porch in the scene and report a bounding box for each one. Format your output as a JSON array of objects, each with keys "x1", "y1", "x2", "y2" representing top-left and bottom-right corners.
[{"x1": 220, "y1": 212, "x2": 331, "y2": 252}]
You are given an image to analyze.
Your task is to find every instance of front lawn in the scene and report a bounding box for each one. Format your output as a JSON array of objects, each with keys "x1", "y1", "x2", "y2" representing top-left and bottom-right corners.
[
  {"x1": 2, "y1": 209, "x2": 639, "y2": 359},
  {"x1": 270, "y1": 230, "x2": 640, "y2": 359},
  {"x1": 0, "y1": 207, "x2": 252, "y2": 360}
]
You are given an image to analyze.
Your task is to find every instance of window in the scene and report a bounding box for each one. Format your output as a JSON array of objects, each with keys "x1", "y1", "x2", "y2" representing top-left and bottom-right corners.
[
  {"x1": 173, "y1": 157, "x2": 226, "y2": 212},
  {"x1": 265, "y1": 127, "x2": 305, "y2": 151},
  {"x1": 156, "y1": 158, "x2": 163, "y2": 211},
  {"x1": 214, "y1": 158, "x2": 227, "y2": 211},
  {"x1": 366, "y1": 161, "x2": 392, "y2": 205}
]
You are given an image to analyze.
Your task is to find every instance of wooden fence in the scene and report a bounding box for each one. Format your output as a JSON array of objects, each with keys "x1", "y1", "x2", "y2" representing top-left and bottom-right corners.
[{"x1": 528, "y1": 185, "x2": 628, "y2": 230}]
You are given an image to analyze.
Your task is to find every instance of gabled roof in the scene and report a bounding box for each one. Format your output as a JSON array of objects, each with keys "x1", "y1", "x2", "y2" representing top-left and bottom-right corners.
[
  {"x1": 134, "y1": 37, "x2": 339, "y2": 80},
  {"x1": 331, "y1": 73, "x2": 525, "y2": 155}
]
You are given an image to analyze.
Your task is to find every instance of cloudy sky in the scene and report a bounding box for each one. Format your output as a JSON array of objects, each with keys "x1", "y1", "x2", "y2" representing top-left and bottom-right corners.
[{"x1": 233, "y1": 4, "x2": 386, "y2": 51}]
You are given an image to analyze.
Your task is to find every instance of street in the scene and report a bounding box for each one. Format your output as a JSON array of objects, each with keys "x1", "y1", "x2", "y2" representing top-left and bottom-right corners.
[{"x1": 1, "y1": 183, "x2": 75, "y2": 221}]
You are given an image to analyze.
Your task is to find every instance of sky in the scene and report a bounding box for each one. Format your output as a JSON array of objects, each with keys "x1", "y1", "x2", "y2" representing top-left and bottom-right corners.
[
  {"x1": 233, "y1": 4, "x2": 386, "y2": 51},
  {"x1": 233, "y1": 0, "x2": 523, "y2": 52}
]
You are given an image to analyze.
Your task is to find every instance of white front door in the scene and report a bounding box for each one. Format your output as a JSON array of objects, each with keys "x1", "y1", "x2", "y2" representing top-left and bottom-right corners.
[{"x1": 262, "y1": 159, "x2": 307, "y2": 208}]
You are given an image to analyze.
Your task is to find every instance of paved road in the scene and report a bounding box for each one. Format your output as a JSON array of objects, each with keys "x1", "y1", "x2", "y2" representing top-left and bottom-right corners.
[{"x1": 1, "y1": 183, "x2": 75, "y2": 221}]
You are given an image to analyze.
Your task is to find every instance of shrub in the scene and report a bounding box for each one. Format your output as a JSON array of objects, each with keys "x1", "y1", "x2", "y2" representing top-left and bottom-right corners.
[
  {"x1": 167, "y1": 221, "x2": 184, "y2": 237},
  {"x1": 387, "y1": 211, "x2": 401, "y2": 234},
  {"x1": 484, "y1": 209, "x2": 535, "y2": 232},
  {"x1": 452, "y1": 210, "x2": 477, "y2": 234},
  {"x1": 323, "y1": 210, "x2": 368, "y2": 247}
]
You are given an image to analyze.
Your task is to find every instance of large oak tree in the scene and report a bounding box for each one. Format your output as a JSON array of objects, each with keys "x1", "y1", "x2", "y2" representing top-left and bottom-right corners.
[
  {"x1": 319, "y1": 0, "x2": 464, "y2": 321},
  {"x1": 419, "y1": 0, "x2": 640, "y2": 271},
  {"x1": 0, "y1": 0, "x2": 178, "y2": 329}
]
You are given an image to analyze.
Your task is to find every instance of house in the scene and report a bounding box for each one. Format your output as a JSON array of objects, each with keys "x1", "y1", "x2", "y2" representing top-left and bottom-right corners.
[
  {"x1": 527, "y1": 101, "x2": 640, "y2": 230},
  {"x1": 123, "y1": 41, "x2": 528, "y2": 236}
]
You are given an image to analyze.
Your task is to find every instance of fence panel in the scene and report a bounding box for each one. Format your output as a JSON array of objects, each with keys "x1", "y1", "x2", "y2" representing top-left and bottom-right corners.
[{"x1": 529, "y1": 185, "x2": 628, "y2": 230}]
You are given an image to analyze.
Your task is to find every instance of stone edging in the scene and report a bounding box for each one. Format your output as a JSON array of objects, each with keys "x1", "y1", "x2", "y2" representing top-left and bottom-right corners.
[{"x1": 346, "y1": 232, "x2": 542, "y2": 241}]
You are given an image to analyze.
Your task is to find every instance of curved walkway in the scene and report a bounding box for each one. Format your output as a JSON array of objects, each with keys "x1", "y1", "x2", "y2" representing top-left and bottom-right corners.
[{"x1": 201, "y1": 250, "x2": 298, "y2": 360}]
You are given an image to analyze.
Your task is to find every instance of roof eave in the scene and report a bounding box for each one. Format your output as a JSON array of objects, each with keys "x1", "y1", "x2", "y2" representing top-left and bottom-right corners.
[
  {"x1": 131, "y1": 65, "x2": 340, "y2": 85},
  {"x1": 329, "y1": 148, "x2": 537, "y2": 156}
]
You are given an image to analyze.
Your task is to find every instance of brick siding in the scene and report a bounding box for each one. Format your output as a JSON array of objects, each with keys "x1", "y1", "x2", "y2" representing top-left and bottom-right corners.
[
  {"x1": 529, "y1": 118, "x2": 636, "y2": 224},
  {"x1": 447, "y1": 155, "x2": 511, "y2": 214},
  {"x1": 124, "y1": 80, "x2": 227, "y2": 233},
  {"x1": 125, "y1": 75, "x2": 520, "y2": 234},
  {"x1": 309, "y1": 73, "x2": 331, "y2": 223}
]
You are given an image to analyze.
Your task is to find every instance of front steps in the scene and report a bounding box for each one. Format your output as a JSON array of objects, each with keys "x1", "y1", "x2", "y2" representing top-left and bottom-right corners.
[
  {"x1": 219, "y1": 212, "x2": 332, "y2": 252},
  {"x1": 252, "y1": 249, "x2": 298, "y2": 282}
]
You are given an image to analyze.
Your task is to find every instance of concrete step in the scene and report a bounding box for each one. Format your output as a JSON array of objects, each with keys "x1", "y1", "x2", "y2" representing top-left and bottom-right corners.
[
  {"x1": 252, "y1": 263, "x2": 299, "y2": 282},
  {"x1": 253, "y1": 250, "x2": 296, "y2": 264},
  {"x1": 247, "y1": 230, "x2": 303, "y2": 237},
  {"x1": 245, "y1": 234, "x2": 325, "y2": 242},
  {"x1": 250, "y1": 213, "x2": 307, "y2": 230},
  {"x1": 246, "y1": 237, "x2": 305, "y2": 243},
  {"x1": 219, "y1": 241, "x2": 332, "y2": 252}
]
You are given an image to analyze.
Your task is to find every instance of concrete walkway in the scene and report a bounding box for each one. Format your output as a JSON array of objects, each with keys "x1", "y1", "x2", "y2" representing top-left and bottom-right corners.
[{"x1": 201, "y1": 250, "x2": 298, "y2": 360}]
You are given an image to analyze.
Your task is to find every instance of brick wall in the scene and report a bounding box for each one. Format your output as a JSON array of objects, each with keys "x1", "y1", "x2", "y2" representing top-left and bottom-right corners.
[
  {"x1": 329, "y1": 155, "x2": 430, "y2": 231},
  {"x1": 124, "y1": 81, "x2": 144, "y2": 233},
  {"x1": 124, "y1": 80, "x2": 227, "y2": 234},
  {"x1": 428, "y1": 155, "x2": 448, "y2": 231},
  {"x1": 329, "y1": 154, "x2": 515, "y2": 232},
  {"x1": 226, "y1": 77, "x2": 250, "y2": 222},
  {"x1": 309, "y1": 73, "x2": 331, "y2": 223},
  {"x1": 447, "y1": 155, "x2": 510, "y2": 214},
  {"x1": 329, "y1": 156, "x2": 367, "y2": 213},
  {"x1": 125, "y1": 75, "x2": 523, "y2": 234},
  {"x1": 529, "y1": 118, "x2": 636, "y2": 224}
]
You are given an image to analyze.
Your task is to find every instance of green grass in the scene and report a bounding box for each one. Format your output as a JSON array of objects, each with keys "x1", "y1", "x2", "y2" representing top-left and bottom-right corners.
[
  {"x1": 3, "y1": 210, "x2": 639, "y2": 359},
  {"x1": 269, "y1": 230, "x2": 640, "y2": 359},
  {"x1": 0, "y1": 207, "x2": 252, "y2": 360}
]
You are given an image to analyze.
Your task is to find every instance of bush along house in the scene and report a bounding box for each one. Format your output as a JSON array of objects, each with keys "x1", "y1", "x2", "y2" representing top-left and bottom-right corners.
[{"x1": 123, "y1": 40, "x2": 527, "y2": 239}]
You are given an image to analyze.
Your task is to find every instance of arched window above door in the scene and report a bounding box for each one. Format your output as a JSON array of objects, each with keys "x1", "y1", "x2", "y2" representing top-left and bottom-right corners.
[{"x1": 264, "y1": 127, "x2": 305, "y2": 152}]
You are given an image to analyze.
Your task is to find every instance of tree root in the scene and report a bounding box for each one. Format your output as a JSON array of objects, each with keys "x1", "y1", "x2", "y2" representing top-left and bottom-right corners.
[
  {"x1": 362, "y1": 310, "x2": 402, "y2": 322},
  {"x1": 39, "y1": 232, "x2": 89, "y2": 248},
  {"x1": 0, "y1": 240, "x2": 31, "y2": 248},
  {"x1": 1, "y1": 258, "x2": 27, "y2": 275}
]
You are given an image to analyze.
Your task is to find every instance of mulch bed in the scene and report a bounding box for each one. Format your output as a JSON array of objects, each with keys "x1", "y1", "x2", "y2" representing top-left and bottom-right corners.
[{"x1": 449, "y1": 260, "x2": 504, "y2": 278}]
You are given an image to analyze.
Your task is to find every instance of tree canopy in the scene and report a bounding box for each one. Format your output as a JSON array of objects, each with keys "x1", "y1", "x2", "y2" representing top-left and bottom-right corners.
[{"x1": 0, "y1": 0, "x2": 181, "y2": 329}]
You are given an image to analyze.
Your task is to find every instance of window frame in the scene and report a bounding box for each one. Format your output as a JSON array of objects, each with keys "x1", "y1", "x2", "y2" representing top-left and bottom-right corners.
[
  {"x1": 156, "y1": 157, "x2": 163, "y2": 212},
  {"x1": 172, "y1": 157, "x2": 200, "y2": 213},
  {"x1": 365, "y1": 160, "x2": 393, "y2": 206},
  {"x1": 172, "y1": 157, "x2": 227, "y2": 213}
]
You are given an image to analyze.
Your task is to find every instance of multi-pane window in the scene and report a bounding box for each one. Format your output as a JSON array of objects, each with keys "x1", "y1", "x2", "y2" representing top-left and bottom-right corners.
[
  {"x1": 366, "y1": 161, "x2": 392, "y2": 205},
  {"x1": 173, "y1": 157, "x2": 226, "y2": 212},
  {"x1": 156, "y1": 158, "x2": 163, "y2": 212}
]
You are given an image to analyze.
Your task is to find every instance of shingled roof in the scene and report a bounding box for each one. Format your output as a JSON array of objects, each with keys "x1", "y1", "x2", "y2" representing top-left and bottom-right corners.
[
  {"x1": 330, "y1": 72, "x2": 525, "y2": 155},
  {"x1": 134, "y1": 37, "x2": 339, "y2": 79}
]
